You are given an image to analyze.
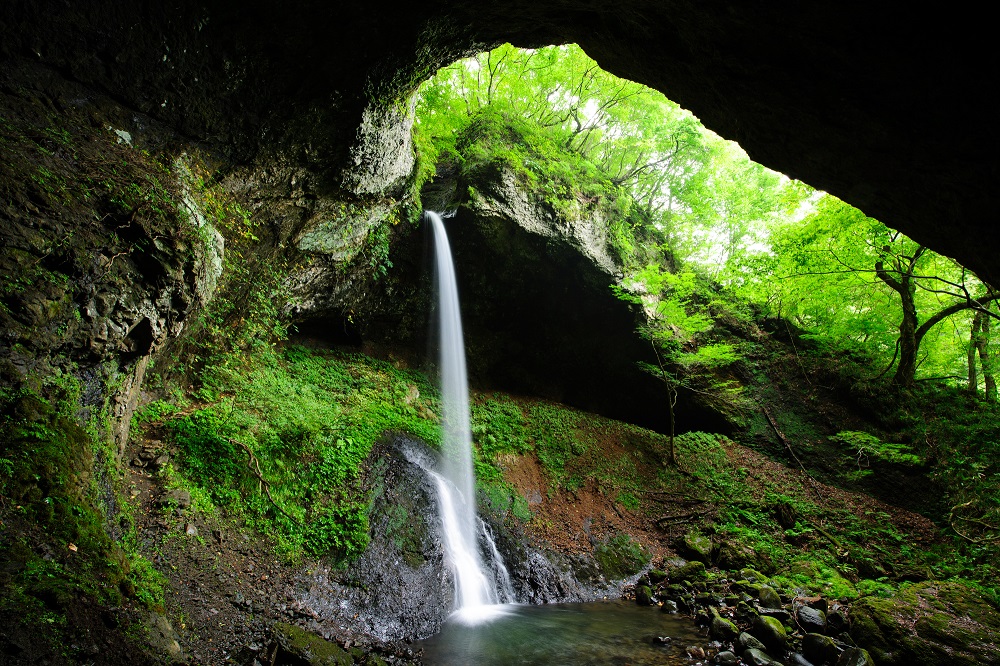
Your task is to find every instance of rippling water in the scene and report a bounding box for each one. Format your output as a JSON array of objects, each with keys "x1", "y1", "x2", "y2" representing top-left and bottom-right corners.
[{"x1": 418, "y1": 600, "x2": 702, "y2": 665}]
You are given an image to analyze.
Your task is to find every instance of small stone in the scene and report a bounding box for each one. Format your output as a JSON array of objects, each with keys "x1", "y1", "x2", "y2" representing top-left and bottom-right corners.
[
  {"x1": 837, "y1": 647, "x2": 875, "y2": 666},
  {"x1": 686, "y1": 646, "x2": 706, "y2": 659},
  {"x1": 185, "y1": 523, "x2": 198, "y2": 537},
  {"x1": 138, "y1": 448, "x2": 157, "y2": 461},
  {"x1": 758, "y1": 585, "x2": 782, "y2": 609},
  {"x1": 826, "y1": 610, "x2": 847, "y2": 633},
  {"x1": 807, "y1": 597, "x2": 829, "y2": 614},
  {"x1": 744, "y1": 648, "x2": 781, "y2": 666},
  {"x1": 797, "y1": 605, "x2": 827, "y2": 633},
  {"x1": 160, "y1": 489, "x2": 191, "y2": 509},
  {"x1": 635, "y1": 585, "x2": 654, "y2": 606},
  {"x1": 648, "y1": 569, "x2": 669, "y2": 585},
  {"x1": 660, "y1": 600, "x2": 678, "y2": 613},
  {"x1": 715, "y1": 650, "x2": 739, "y2": 665},
  {"x1": 760, "y1": 607, "x2": 791, "y2": 622},
  {"x1": 738, "y1": 632, "x2": 767, "y2": 652},
  {"x1": 152, "y1": 454, "x2": 170, "y2": 468},
  {"x1": 802, "y1": 633, "x2": 838, "y2": 664}
]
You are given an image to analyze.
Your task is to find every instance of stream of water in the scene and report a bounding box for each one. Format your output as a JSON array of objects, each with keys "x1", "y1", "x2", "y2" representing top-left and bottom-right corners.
[{"x1": 426, "y1": 211, "x2": 514, "y2": 623}]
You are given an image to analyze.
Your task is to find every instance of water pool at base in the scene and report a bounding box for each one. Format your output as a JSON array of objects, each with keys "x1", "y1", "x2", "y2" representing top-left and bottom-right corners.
[{"x1": 418, "y1": 600, "x2": 703, "y2": 665}]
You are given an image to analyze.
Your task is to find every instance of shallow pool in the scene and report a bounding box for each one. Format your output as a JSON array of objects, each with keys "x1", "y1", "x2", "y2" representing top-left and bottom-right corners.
[{"x1": 417, "y1": 600, "x2": 703, "y2": 665}]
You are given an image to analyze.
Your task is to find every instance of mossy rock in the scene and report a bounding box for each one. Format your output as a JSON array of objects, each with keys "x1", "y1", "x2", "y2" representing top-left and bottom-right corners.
[
  {"x1": 669, "y1": 560, "x2": 708, "y2": 583},
  {"x1": 710, "y1": 615, "x2": 740, "y2": 641},
  {"x1": 849, "y1": 581, "x2": 1000, "y2": 665},
  {"x1": 273, "y1": 623, "x2": 353, "y2": 665},
  {"x1": 593, "y1": 534, "x2": 650, "y2": 579},
  {"x1": 750, "y1": 615, "x2": 787, "y2": 654},
  {"x1": 679, "y1": 530, "x2": 713, "y2": 564}
]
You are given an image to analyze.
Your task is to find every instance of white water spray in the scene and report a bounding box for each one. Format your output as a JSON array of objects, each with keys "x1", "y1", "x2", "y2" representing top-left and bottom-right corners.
[{"x1": 425, "y1": 211, "x2": 513, "y2": 623}]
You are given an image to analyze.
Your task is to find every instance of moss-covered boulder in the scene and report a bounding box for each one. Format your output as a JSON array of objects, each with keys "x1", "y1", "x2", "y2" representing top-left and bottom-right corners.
[
  {"x1": 273, "y1": 623, "x2": 353, "y2": 666},
  {"x1": 758, "y1": 585, "x2": 782, "y2": 609},
  {"x1": 669, "y1": 560, "x2": 708, "y2": 583},
  {"x1": 680, "y1": 530, "x2": 713, "y2": 564},
  {"x1": 711, "y1": 615, "x2": 740, "y2": 641},
  {"x1": 849, "y1": 581, "x2": 1000, "y2": 665},
  {"x1": 751, "y1": 615, "x2": 788, "y2": 654},
  {"x1": 838, "y1": 647, "x2": 876, "y2": 666}
]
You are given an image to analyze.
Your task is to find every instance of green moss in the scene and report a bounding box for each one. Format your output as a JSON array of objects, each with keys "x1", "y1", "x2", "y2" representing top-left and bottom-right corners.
[
  {"x1": 151, "y1": 345, "x2": 443, "y2": 562},
  {"x1": 850, "y1": 581, "x2": 1000, "y2": 665},
  {"x1": 274, "y1": 622, "x2": 353, "y2": 665},
  {"x1": 594, "y1": 533, "x2": 651, "y2": 579}
]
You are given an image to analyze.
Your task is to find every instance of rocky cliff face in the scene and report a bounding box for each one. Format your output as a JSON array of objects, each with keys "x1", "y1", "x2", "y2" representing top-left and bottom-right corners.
[
  {"x1": 0, "y1": 61, "x2": 223, "y2": 458},
  {"x1": 2, "y1": 0, "x2": 991, "y2": 284}
]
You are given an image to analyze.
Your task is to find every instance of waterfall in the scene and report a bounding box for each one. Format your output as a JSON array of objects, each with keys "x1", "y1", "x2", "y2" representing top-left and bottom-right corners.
[{"x1": 425, "y1": 211, "x2": 512, "y2": 623}]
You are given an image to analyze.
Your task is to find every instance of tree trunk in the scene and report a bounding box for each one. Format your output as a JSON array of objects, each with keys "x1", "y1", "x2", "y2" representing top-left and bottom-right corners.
[
  {"x1": 969, "y1": 313, "x2": 983, "y2": 396},
  {"x1": 892, "y1": 284, "x2": 920, "y2": 385},
  {"x1": 977, "y1": 311, "x2": 996, "y2": 402}
]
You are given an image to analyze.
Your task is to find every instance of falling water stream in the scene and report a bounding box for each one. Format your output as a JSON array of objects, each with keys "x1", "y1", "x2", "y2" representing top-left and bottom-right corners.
[
  {"x1": 418, "y1": 211, "x2": 701, "y2": 663},
  {"x1": 425, "y1": 211, "x2": 514, "y2": 623}
]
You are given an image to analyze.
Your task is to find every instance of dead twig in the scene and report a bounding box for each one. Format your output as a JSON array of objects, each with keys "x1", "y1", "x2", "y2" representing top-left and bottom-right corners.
[{"x1": 949, "y1": 501, "x2": 1000, "y2": 544}]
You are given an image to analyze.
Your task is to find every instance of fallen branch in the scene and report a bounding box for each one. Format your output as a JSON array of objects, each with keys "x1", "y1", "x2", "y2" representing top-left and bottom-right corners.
[
  {"x1": 229, "y1": 438, "x2": 301, "y2": 525},
  {"x1": 654, "y1": 512, "x2": 700, "y2": 525},
  {"x1": 948, "y1": 501, "x2": 1000, "y2": 544},
  {"x1": 761, "y1": 405, "x2": 825, "y2": 504}
]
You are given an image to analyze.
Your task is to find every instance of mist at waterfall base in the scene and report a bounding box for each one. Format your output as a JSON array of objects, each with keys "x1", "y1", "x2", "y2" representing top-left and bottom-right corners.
[{"x1": 424, "y1": 211, "x2": 514, "y2": 624}]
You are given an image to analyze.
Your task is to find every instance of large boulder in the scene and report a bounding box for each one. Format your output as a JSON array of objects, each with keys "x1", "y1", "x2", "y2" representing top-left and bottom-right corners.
[{"x1": 849, "y1": 581, "x2": 1000, "y2": 665}]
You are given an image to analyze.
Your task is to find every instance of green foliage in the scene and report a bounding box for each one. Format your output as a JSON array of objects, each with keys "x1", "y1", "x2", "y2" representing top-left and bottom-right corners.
[
  {"x1": 304, "y1": 504, "x2": 371, "y2": 560},
  {"x1": 471, "y1": 396, "x2": 531, "y2": 458},
  {"x1": 830, "y1": 430, "x2": 921, "y2": 480},
  {"x1": 155, "y1": 345, "x2": 442, "y2": 561},
  {"x1": 0, "y1": 377, "x2": 168, "y2": 641}
]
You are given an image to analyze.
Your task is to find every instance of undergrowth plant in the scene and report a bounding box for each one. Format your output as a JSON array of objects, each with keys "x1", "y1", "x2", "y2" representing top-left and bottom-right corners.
[{"x1": 146, "y1": 345, "x2": 442, "y2": 562}]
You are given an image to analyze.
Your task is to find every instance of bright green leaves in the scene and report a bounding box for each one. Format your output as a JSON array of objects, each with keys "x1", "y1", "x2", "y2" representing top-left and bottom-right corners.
[{"x1": 160, "y1": 345, "x2": 443, "y2": 562}]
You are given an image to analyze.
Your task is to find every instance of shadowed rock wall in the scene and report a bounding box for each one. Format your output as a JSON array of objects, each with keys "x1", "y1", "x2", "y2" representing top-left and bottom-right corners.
[{"x1": 2, "y1": 0, "x2": 992, "y2": 282}]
